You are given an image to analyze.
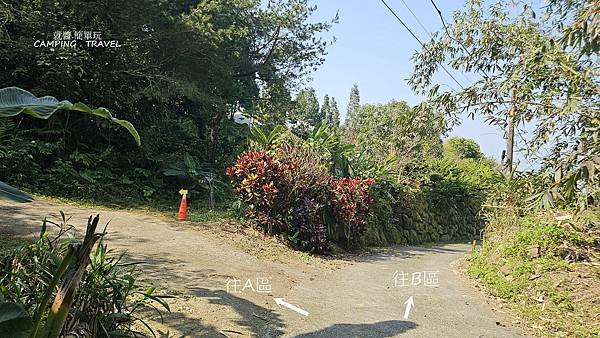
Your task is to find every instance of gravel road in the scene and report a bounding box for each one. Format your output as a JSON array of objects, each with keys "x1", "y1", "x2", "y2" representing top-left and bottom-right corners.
[{"x1": 0, "y1": 199, "x2": 523, "y2": 337}]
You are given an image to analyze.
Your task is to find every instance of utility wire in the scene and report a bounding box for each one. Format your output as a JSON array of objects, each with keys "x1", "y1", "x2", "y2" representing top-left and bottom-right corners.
[
  {"x1": 430, "y1": 0, "x2": 526, "y2": 170},
  {"x1": 379, "y1": 0, "x2": 423, "y2": 47},
  {"x1": 429, "y1": 0, "x2": 512, "y2": 111},
  {"x1": 378, "y1": 0, "x2": 465, "y2": 90},
  {"x1": 428, "y1": 0, "x2": 452, "y2": 41},
  {"x1": 429, "y1": 0, "x2": 485, "y2": 84},
  {"x1": 400, "y1": 0, "x2": 472, "y2": 84},
  {"x1": 399, "y1": 0, "x2": 432, "y2": 38}
]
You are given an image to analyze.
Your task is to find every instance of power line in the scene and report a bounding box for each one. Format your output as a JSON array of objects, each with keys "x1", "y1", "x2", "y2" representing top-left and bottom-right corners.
[
  {"x1": 379, "y1": 0, "x2": 423, "y2": 47},
  {"x1": 400, "y1": 0, "x2": 472, "y2": 84},
  {"x1": 378, "y1": 0, "x2": 465, "y2": 90},
  {"x1": 428, "y1": 0, "x2": 482, "y2": 84},
  {"x1": 429, "y1": 0, "x2": 512, "y2": 107},
  {"x1": 429, "y1": 0, "x2": 452, "y2": 40},
  {"x1": 399, "y1": 0, "x2": 432, "y2": 38}
]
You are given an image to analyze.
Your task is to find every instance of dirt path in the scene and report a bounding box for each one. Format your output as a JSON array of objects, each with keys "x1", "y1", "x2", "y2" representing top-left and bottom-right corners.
[{"x1": 0, "y1": 199, "x2": 523, "y2": 337}]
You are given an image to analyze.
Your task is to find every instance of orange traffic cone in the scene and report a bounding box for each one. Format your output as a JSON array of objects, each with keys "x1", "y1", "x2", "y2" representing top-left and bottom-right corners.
[{"x1": 177, "y1": 189, "x2": 188, "y2": 220}]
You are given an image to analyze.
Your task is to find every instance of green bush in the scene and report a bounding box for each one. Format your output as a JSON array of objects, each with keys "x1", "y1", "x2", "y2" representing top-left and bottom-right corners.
[
  {"x1": 0, "y1": 217, "x2": 169, "y2": 337},
  {"x1": 365, "y1": 159, "x2": 495, "y2": 246}
]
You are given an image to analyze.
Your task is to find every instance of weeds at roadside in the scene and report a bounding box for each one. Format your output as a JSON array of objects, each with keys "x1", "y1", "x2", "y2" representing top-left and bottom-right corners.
[{"x1": 469, "y1": 210, "x2": 600, "y2": 337}]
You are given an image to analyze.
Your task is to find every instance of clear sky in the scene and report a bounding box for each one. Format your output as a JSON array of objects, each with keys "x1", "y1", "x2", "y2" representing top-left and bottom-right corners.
[{"x1": 305, "y1": 0, "x2": 534, "y2": 168}]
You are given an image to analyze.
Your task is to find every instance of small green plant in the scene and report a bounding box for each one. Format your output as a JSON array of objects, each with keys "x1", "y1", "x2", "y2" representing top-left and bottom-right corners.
[
  {"x1": 163, "y1": 152, "x2": 228, "y2": 210},
  {"x1": 0, "y1": 213, "x2": 170, "y2": 337}
]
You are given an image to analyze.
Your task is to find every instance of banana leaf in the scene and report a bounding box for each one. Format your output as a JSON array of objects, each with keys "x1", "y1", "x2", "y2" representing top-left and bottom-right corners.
[
  {"x1": 0, "y1": 87, "x2": 140, "y2": 146},
  {"x1": 0, "y1": 181, "x2": 33, "y2": 203}
]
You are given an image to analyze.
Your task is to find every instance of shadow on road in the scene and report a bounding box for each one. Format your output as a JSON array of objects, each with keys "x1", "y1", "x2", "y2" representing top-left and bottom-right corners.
[
  {"x1": 325, "y1": 244, "x2": 469, "y2": 264},
  {"x1": 188, "y1": 287, "x2": 285, "y2": 337},
  {"x1": 147, "y1": 288, "x2": 284, "y2": 338},
  {"x1": 294, "y1": 320, "x2": 417, "y2": 337}
]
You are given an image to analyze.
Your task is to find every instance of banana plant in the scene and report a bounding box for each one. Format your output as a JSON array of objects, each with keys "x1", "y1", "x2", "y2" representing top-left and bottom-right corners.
[
  {"x1": 249, "y1": 124, "x2": 285, "y2": 151},
  {"x1": 163, "y1": 152, "x2": 228, "y2": 210},
  {"x1": 0, "y1": 87, "x2": 141, "y2": 203}
]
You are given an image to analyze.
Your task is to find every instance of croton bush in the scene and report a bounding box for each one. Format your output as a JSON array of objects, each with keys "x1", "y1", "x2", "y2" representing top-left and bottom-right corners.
[
  {"x1": 227, "y1": 146, "x2": 375, "y2": 252},
  {"x1": 225, "y1": 150, "x2": 293, "y2": 235},
  {"x1": 330, "y1": 177, "x2": 375, "y2": 246}
]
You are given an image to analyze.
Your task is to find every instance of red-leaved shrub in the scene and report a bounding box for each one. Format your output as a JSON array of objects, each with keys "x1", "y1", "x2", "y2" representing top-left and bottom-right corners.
[
  {"x1": 330, "y1": 177, "x2": 375, "y2": 246},
  {"x1": 227, "y1": 146, "x2": 375, "y2": 252},
  {"x1": 226, "y1": 150, "x2": 293, "y2": 234}
]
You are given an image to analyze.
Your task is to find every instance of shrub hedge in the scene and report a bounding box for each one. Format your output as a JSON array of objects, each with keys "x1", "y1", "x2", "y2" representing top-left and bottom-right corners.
[
  {"x1": 227, "y1": 145, "x2": 375, "y2": 252},
  {"x1": 227, "y1": 141, "x2": 495, "y2": 251}
]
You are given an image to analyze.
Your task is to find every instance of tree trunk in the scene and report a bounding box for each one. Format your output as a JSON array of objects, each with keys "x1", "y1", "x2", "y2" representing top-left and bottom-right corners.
[{"x1": 504, "y1": 90, "x2": 516, "y2": 173}]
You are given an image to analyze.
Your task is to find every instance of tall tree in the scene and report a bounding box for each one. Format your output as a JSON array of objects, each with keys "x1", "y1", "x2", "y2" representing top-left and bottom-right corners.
[
  {"x1": 443, "y1": 137, "x2": 484, "y2": 160},
  {"x1": 346, "y1": 100, "x2": 444, "y2": 180},
  {"x1": 292, "y1": 87, "x2": 320, "y2": 127},
  {"x1": 409, "y1": 0, "x2": 599, "y2": 205},
  {"x1": 345, "y1": 84, "x2": 360, "y2": 126},
  {"x1": 0, "y1": 0, "x2": 336, "y2": 200},
  {"x1": 330, "y1": 97, "x2": 340, "y2": 128},
  {"x1": 321, "y1": 94, "x2": 331, "y2": 126}
]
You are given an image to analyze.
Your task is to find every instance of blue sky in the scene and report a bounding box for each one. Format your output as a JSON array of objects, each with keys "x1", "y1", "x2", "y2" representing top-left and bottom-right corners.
[{"x1": 305, "y1": 0, "x2": 534, "y2": 168}]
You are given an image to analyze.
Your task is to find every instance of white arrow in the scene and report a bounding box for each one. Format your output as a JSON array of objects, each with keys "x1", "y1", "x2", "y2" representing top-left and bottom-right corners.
[
  {"x1": 274, "y1": 298, "x2": 309, "y2": 316},
  {"x1": 403, "y1": 296, "x2": 414, "y2": 319}
]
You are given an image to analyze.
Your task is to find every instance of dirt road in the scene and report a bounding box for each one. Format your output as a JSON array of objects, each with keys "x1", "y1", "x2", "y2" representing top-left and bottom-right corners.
[{"x1": 0, "y1": 199, "x2": 522, "y2": 337}]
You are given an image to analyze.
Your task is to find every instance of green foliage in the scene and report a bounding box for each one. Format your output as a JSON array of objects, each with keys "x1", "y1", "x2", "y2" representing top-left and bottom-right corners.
[
  {"x1": 231, "y1": 124, "x2": 495, "y2": 249},
  {"x1": 0, "y1": 87, "x2": 142, "y2": 203},
  {"x1": 304, "y1": 123, "x2": 354, "y2": 177},
  {"x1": 249, "y1": 124, "x2": 286, "y2": 151},
  {"x1": 321, "y1": 95, "x2": 340, "y2": 129},
  {"x1": 443, "y1": 137, "x2": 483, "y2": 160},
  {"x1": 163, "y1": 152, "x2": 229, "y2": 209},
  {"x1": 366, "y1": 179, "x2": 484, "y2": 246},
  {"x1": 428, "y1": 156, "x2": 499, "y2": 193},
  {"x1": 0, "y1": 302, "x2": 32, "y2": 338},
  {"x1": 548, "y1": 0, "x2": 599, "y2": 55},
  {"x1": 328, "y1": 97, "x2": 340, "y2": 128},
  {"x1": 320, "y1": 95, "x2": 330, "y2": 126},
  {"x1": 0, "y1": 215, "x2": 170, "y2": 337},
  {"x1": 0, "y1": 87, "x2": 140, "y2": 146},
  {"x1": 345, "y1": 83, "x2": 360, "y2": 127},
  {"x1": 410, "y1": 0, "x2": 599, "y2": 209},
  {"x1": 345, "y1": 100, "x2": 444, "y2": 179},
  {"x1": 364, "y1": 139, "x2": 498, "y2": 246},
  {"x1": 469, "y1": 209, "x2": 600, "y2": 336},
  {"x1": 290, "y1": 87, "x2": 321, "y2": 132},
  {"x1": 0, "y1": 0, "x2": 335, "y2": 208}
]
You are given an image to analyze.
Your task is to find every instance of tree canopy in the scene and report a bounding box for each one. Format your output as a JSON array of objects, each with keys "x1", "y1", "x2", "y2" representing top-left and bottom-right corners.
[
  {"x1": 0, "y1": 0, "x2": 336, "y2": 202},
  {"x1": 409, "y1": 0, "x2": 599, "y2": 206}
]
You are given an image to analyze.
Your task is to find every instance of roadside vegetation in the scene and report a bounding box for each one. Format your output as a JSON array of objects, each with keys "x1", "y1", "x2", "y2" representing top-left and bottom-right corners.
[
  {"x1": 0, "y1": 0, "x2": 597, "y2": 337},
  {"x1": 408, "y1": 1, "x2": 598, "y2": 336}
]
